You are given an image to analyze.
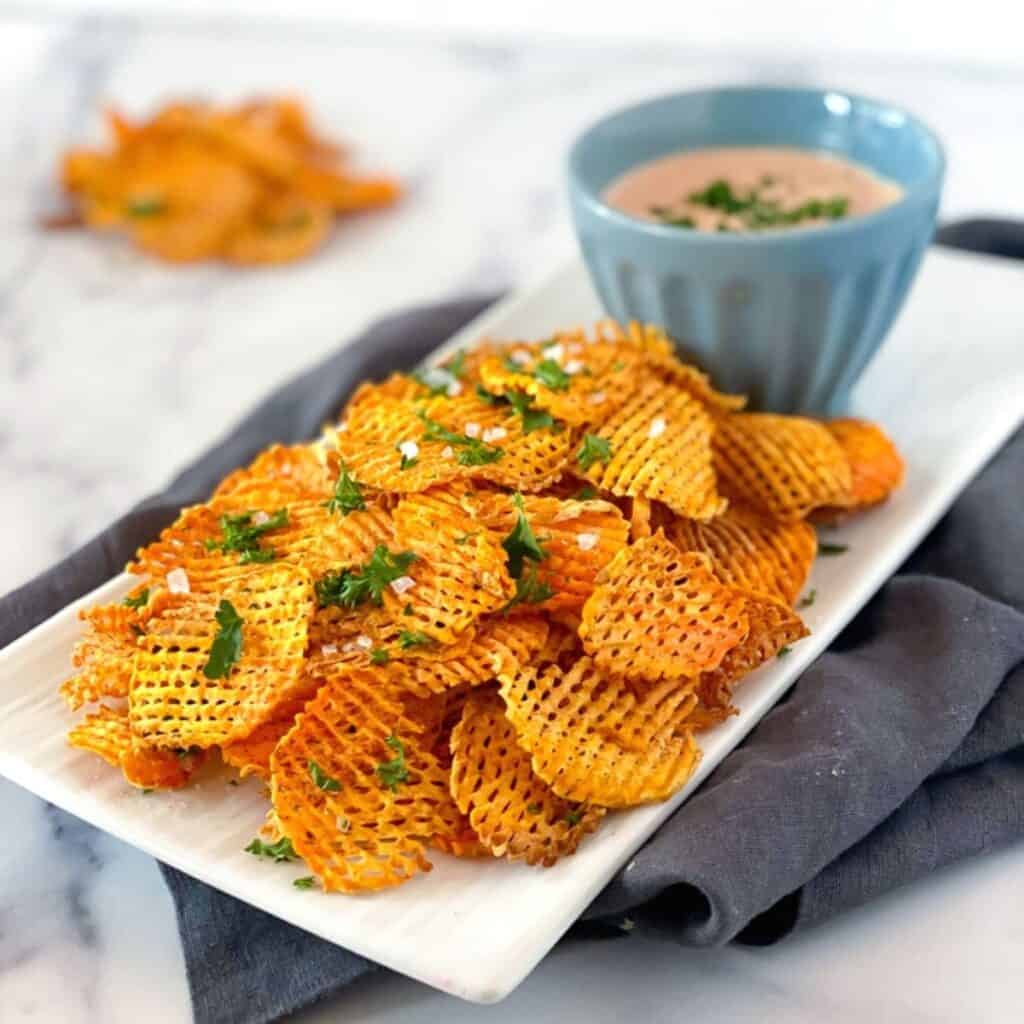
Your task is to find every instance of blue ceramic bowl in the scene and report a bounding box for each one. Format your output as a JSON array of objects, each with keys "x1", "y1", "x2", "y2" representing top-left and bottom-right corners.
[{"x1": 568, "y1": 87, "x2": 945, "y2": 413}]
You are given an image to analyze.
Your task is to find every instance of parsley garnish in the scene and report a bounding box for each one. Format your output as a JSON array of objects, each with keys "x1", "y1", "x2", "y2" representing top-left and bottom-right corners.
[
  {"x1": 376, "y1": 735, "x2": 409, "y2": 792},
  {"x1": 370, "y1": 647, "x2": 390, "y2": 665},
  {"x1": 444, "y1": 349, "x2": 468, "y2": 378},
  {"x1": 573, "y1": 485, "x2": 599, "y2": 500},
  {"x1": 398, "y1": 630, "x2": 433, "y2": 650},
  {"x1": 204, "y1": 509, "x2": 288, "y2": 564},
  {"x1": 532, "y1": 358, "x2": 571, "y2": 392},
  {"x1": 475, "y1": 383, "x2": 502, "y2": 405},
  {"x1": 293, "y1": 876, "x2": 317, "y2": 889},
  {"x1": 126, "y1": 196, "x2": 166, "y2": 217},
  {"x1": 506, "y1": 390, "x2": 557, "y2": 432},
  {"x1": 564, "y1": 808, "x2": 584, "y2": 827},
  {"x1": 777, "y1": 646, "x2": 792, "y2": 658},
  {"x1": 819, "y1": 543, "x2": 849, "y2": 556},
  {"x1": 324, "y1": 462, "x2": 365, "y2": 516},
  {"x1": 314, "y1": 546, "x2": 417, "y2": 609},
  {"x1": 402, "y1": 602, "x2": 414, "y2": 616},
  {"x1": 799, "y1": 589, "x2": 817, "y2": 609},
  {"x1": 454, "y1": 531, "x2": 479, "y2": 545},
  {"x1": 123, "y1": 587, "x2": 150, "y2": 609},
  {"x1": 686, "y1": 179, "x2": 850, "y2": 231},
  {"x1": 308, "y1": 760, "x2": 341, "y2": 792},
  {"x1": 417, "y1": 410, "x2": 504, "y2": 466},
  {"x1": 203, "y1": 600, "x2": 244, "y2": 679},
  {"x1": 504, "y1": 564, "x2": 555, "y2": 610},
  {"x1": 576, "y1": 434, "x2": 612, "y2": 472},
  {"x1": 526, "y1": 802, "x2": 542, "y2": 815},
  {"x1": 502, "y1": 493, "x2": 548, "y2": 578},
  {"x1": 245, "y1": 836, "x2": 296, "y2": 862}
]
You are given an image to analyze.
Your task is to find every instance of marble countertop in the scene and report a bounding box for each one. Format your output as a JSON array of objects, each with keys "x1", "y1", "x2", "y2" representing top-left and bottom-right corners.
[{"x1": 2, "y1": 11, "x2": 1022, "y2": 1023}]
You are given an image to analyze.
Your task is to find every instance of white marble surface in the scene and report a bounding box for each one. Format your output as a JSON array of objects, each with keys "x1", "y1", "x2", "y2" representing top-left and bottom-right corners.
[{"x1": 2, "y1": 12, "x2": 1023, "y2": 1023}]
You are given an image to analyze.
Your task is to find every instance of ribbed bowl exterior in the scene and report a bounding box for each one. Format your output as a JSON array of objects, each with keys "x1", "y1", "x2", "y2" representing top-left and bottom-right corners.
[{"x1": 568, "y1": 88, "x2": 945, "y2": 414}]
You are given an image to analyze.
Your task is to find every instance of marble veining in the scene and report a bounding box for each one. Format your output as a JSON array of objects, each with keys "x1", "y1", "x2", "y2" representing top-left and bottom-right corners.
[{"x1": 2, "y1": 11, "x2": 1023, "y2": 1023}]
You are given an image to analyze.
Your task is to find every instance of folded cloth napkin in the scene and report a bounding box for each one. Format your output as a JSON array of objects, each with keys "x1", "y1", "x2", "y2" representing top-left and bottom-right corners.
[{"x1": 4, "y1": 257, "x2": 1024, "y2": 1024}]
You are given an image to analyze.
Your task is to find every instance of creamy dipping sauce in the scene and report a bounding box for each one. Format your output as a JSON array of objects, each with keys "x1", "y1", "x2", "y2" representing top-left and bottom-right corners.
[{"x1": 603, "y1": 147, "x2": 902, "y2": 233}]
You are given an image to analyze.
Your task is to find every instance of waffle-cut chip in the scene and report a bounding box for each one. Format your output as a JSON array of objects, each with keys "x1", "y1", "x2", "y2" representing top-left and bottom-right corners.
[
  {"x1": 129, "y1": 497, "x2": 392, "y2": 593},
  {"x1": 612, "y1": 678, "x2": 699, "y2": 753},
  {"x1": 533, "y1": 617, "x2": 581, "y2": 667},
  {"x1": 220, "y1": 698, "x2": 308, "y2": 779},
  {"x1": 713, "y1": 413, "x2": 852, "y2": 522},
  {"x1": 628, "y1": 496, "x2": 654, "y2": 541},
  {"x1": 130, "y1": 565, "x2": 314, "y2": 748},
  {"x1": 213, "y1": 443, "x2": 332, "y2": 500},
  {"x1": 499, "y1": 657, "x2": 700, "y2": 807},
  {"x1": 694, "y1": 591, "x2": 809, "y2": 718},
  {"x1": 578, "y1": 373, "x2": 725, "y2": 520},
  {"x1": 67, "y1": 705, "x2": 200, "y2": 789},
  {"x1": 580, "y1": 533, "x2": 749, "y2": 682},
  {"x1": 816, "y1": 417, "x2": 905, "y2": 519},
  {"x1": 450, "y1": 689, "x2": 605, "y2": 865},
  {"x1": 270, "y1": 669, "x2": 461, "y2": 892},
  {"x1": 475, "y1": 493, "x2": 630, "y2": 612},
  {"x1": 665, "y1": 503, "x2": 817, "y2": 606},
  {"x1": 61, "y1": 603, "x2": 144, "y2": 709}
]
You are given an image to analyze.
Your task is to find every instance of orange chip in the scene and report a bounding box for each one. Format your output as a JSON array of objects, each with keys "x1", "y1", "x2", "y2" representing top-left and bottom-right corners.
[
  {"x1": 577, "y1": 373, "x2": 725, "y2": 520},
  {"x1": 665, "y1": 503, "x2": 817, "y2": 606},
  {"x1": 213, "y1": 443, "x2": 333, "y2": 501},
  {"x1": 580, "y1": 532, "x2": 749, "y2": 682},
  {"x1": 61, "y1": 603, "x2": 144, "y2": 710},
  {"x1": 67, "y1": 705, "x2": 201, "y2": 790},
  {"x1": 499, "y1": 657, "x2": 700, "y2": 807},
  {"x1": 130, "y1": 565, "x2": 314, "y2": 748},
  {"x1": 224, "y1": 194, "x2": 334, "y2": 266},
  {"x1": 474, "y1": 492, "x2": 630, "y2": 612},
  {"x1": 220, "y1": 698, "x2": 308, "y2": 780},
  {"x1": 450, "y1": 689, "x2": 605, "y2": 865},
  {"x1": 270, "y1": 669, "x2": 460, "y2": 892},
  {"x1": 627, "y1": 496, "x2": 654, "y2": 541},
  {"x1": 713, "y1": 413, "x2": 852, "y2": 522},
  {"x1": 816, "y1": 417, "x2": 905, "y2": 519}
]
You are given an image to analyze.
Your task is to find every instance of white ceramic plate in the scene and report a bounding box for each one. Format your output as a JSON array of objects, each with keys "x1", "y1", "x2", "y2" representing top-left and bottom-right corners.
[{"x1": 1, "y1": 248, "x2": 1022, "y2": 1004}]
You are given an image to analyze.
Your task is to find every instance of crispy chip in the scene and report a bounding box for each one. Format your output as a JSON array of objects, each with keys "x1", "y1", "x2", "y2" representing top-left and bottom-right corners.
[
  {"x1": 665, "y1": 503, "x2": 817, "y2": 606},
  {"x1": 713, "y1": 413, "x2": 852, "y2": 522},
  {"x1": 627, "y1": 496, "x2": 654, "y2": 542},
  {"x1": 474, "y1": 493, "x2": 630, "y2": 612},
  {"x1": 130, "y1": 565, "x2": 314, "y2": 748},
  {"x1": 580, "y1": 533, "x2": 749, "y2": 682},
  {"x1": 499, "y1": 657, "x2": 700, "y2": 807},
  {"x1": 213, "y1": 443, "x2": 332, "y2": 500},
  {"x1": 815, "y1": 417, "x2": 905, "y2": 519},
  {"x1": 61, "y1": 603, "x2": 143, "y2": 709},
  {"x1": 67, "y1": 705, "x2": 200, "y2": 790},
  {"x1": 450, "y1": 689, "x2": 605, "y2": 865},
  {"x1": 577, "y1": 373, "x2": 725, "y2": 520},
  {"x1": 270, "y1": 670, "x2": 460, "y2": 892},
  {"x1": 220, "y1": 698, "x2": 308, "y2": 780}
]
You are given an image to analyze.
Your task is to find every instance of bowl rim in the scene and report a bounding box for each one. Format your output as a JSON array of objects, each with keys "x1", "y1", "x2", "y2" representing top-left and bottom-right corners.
[{"x1": 567, "y1": 84, "x2": 946, "y2": 246}]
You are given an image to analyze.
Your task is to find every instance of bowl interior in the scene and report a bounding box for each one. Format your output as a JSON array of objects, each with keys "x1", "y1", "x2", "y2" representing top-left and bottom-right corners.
[{"x1": 571, "y1": 87, "x2": 944, "y2": 203}]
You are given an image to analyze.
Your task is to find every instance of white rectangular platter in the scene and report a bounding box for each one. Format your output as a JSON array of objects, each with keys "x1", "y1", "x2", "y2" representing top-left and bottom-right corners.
[{"x1": 1, "y1": 248, "x2": 1022, "y2": 1004}]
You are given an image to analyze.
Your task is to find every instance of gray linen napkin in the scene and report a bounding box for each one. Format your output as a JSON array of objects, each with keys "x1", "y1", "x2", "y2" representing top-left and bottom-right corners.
[{"x1": 4, "y1": 274, "x2": 1024, "y2": 1024}]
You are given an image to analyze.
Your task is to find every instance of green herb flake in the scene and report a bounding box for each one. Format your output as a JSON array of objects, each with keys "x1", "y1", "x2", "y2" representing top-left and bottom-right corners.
[
  {"x1": 819, "y1": 543, "x2": 849, "y2": 556},
  {"x1": 403, "y1": 603, "x2": 414, "y2": 616},
  {"x1": 526, "y1": 802, "x2": 542, "y2": 815},
  {"x1": 123, "y1": 587, "x2": 150, "y2": 609},
  {"x1": 502, "y1": 492, "x2": 548, "y2": 578},
  {"x1": 126, "y1": 196, "x2": 166, "y2": 218},
  {"x1": 293, "y1": 876, "x2": 317, "y2": 890},
  {"x1": 564, "y1": 808, "x2": 584, "y2": 826},
  {"x1": 203, "y1": 599, "x2": 244, "y2": 679},
  {"x1": 475, "y1": 383, "x2": 502, "y2": 405},
  {"x1": 376, "y1": 734, "x2": 409, "y2": 792},
  {"x1": 324, "y1": 462, "x2": 365, "y2": 516},
  {"x1": 204, "y1": 508, "x2": 288, "y2": 564},
  {"x1": 504, "y1": 564, "x2": 555, "y2": 611},
  {"x1": 506, "y1": 390, "x2": 557, "y2": 433},
  {"x1": 532, "y1": 358, "x2": 571, "y2": 392},
  {"x1": 799, "y1": 589, "x2": 817, "y2": 609},
  {"x1": 444, "y1": 349, "x2": 468, "y2": 378},
  {"x1": 576, "y1": 434, "x2": 613, "y2": 472},
  {"x1": 314, "y1": 546, "x2": 417, "y2": 609},
  {"x1": 777, "y1": 646, "x2": 792, "y2": 658},
  {"x1": 370, "y1": 647, "x2": 390, "y2": 665},
  {"x1": 308, "y1": 760, "x2": 341, "y2": 792},
  {"x1": 417, "y1": 410, "x2": 504, "y2": 467},
  {"x1": 398, "y1": 630, "x2": 433, "y2": 650},
  {"x1": 245, "y1": 836, "x2": 297, "y2": 862},
  {"x1": 573, "y1": 485, "x2": 599, "y2": 501}
]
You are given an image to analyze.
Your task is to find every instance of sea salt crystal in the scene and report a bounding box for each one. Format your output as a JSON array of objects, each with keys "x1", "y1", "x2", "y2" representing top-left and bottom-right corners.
[
  {"x1": 482, "y1": 426, "x2": 507, "y2": 443},
  {"x1": 390, "y1": 575, "x2": 416, "y2": 595},
  {"x1": 398, "y1": 440, "x2": 419, "y2": 460},
  {"x1": 564, "y1": 359, "x2": 585, "y2": 375},
  {"x1": 251, "y1": 510, "x2": 270, "y2": 526},
  {"x1": 166, "y1": 568, "x2": 190, "y2": 594},
  {"x1": 510, "y1": 349, "x2": 531, "y2": 366},
  {"x1": 355, "y1": 635, "x2": 373, "y2": 650},
  {"x1": 446, "y1": 379, "x2": 463, "y2": 397},
  {"x1": 320, "y1": 644, "x2": 338, "y2": 656},
  {"x1": 588, "y1": 390, "x2": 606, "y2": 405},
  {"x1": 543, "y1": 342, "x2": 565, "y2": 363},
  {"x1": 648, "y1": 417, "x2": 667, "y2": 439},
  {"x1": 337, "y1": 420, "x2": 348, "y2": 433},
  {"x1": 441, "y1": 445, "x2": 455, "y2": 459},
  {"x1": 577, "y1": 532, "x2": 599, "y2": 551},
  {"x1": 464, "y1": 422, "x2": 481, "y2": 438}
]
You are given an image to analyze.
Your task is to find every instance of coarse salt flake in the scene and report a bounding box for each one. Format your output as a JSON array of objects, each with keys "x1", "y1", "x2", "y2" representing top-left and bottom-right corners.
[
  {"x1": 648, "y1": 417, "x2": 667, "y2": 439},
  {"x1": 320, "y1": 644, "x2": 338, "y2": 657},
  {"x1": 446, "y1": 379, "x2": 463, "y2": 397},
  {"x1": 355, "y1": 635, "x2": 373, "y2": 650},
  {"x1": 166, "y1": 568, "x2": 190, "y2": 594},
  {"x1": 390, "y1": 575, "x2": 416, "y2": 595},
  {"x1": 464, "y1": 422, "x2": 481, "y2": 438},
  {"x1": 441, "y1": 445, "x2": 455, "y2": 459},
  {"x1": 398, "y1": 440, "x2": 419, "y2": 460},
  {"x1": 577, "y1": 532, "x2": 599, "y2": 551},
  {"x1": 543, "y1": 342, "x2": 565, "y2": 363},
  {"x1": 588, "y1": 390, "x2": 607, "y2": 405},
  {"x1": 482, "y1": 426, "x2": 507, "y2": 443},
  {"x1": 564, "y1": 359, "x2": 585, "y2": 375},
  {"x1": 510, "y1": 349, "x2": 531, "y2": 366},
  {"x1": 251, "y1": 510, "x2": 270, "y2": 526}
]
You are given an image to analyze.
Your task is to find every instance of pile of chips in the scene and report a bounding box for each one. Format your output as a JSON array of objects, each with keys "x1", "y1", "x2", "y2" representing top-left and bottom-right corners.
[
  {"x1": 54, "y1": 98, "x2": 399, "y2": 264},
  {"x1": 62, "y1": 321, "x2": 904, "y2": 892}
]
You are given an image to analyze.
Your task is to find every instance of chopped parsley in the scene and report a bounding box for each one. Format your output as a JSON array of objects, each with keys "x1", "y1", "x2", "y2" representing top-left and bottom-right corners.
[
  {"x1": 564, "y1": 808, "x2": 585, "y2": 827},
  {"x1": 444, "y1": 349, "x2": 468, "y2": 378},
  {"x1": 417, "y1": 410, "x2": 504, "y2": 467},
  {"x1": 454, "y1": 531, "x2": 479, "y2": 545},
  {"x1": 203, "y1": 600, "x2": 244, "y2": 679},
  {"x1": 777, "y1": 646, "x2": 792, "y2": 658},
  {"x1": 293, "y1": 876, "x2": 317, "y2": 889},
  {"x1": 308, "y1": 760, "x2": 341, "y2": 792},
  {"x1": 526, "y1": 802, "x2": 542, "y2": 815},
  {"x1": 475, "y1": 383, "x2": 502, "y2": 405},
  {"x1": 502, "y1": 493, "x2": 548, "y2": 578},
  {"x1": 126, "y1": 196, "x2": 166, "y2": 217},
  {"x1": 799, "y1": 589, "x2": 817, "y2": 609},
  {"x1": 573, "y1": 485, "x2": 599, "y2": 500},
  {"x1": 576, "y1": 434, "x2": 612, "y2": 472},
  {"x1": 314, "y1": 546, "x2": 417, "y2": 609},
  {"x1": 398, "y1": 630, "x2": 433, "y2": 650},
  {"x1": 376, "y1": 734, "x2": 409, "y2": 792},
  {"x1": 123, "y1": 587, "x2": 150, "y2": 609},
  {"x1": 245, "y1": 836, "x2": 297, "y2": 862},
  {"x1": 677, "y1": 178, "x2": 850, "y2": 232},
  {"x1": 402, "y1": 603, "x2": 414, "y2": 616},
  {"x1": 204, "y1": 509, "x2": 288, "y2": 564},
  {"x1": 650, "y1": 206, "x2": 696, "y2": 228},
  {"x1": 532, "y1": 358, "x2": 571, "y2": 392},
  {"x1": 506, "y1": 390, "x2": 557, "y2": 432},
  {"x1": 819, "y1": 543, "x2": 849, "y2": 556},
  {"x1": 504, "y1": 564, "x2": 555, "y2": 611},
  {"x1": 370, "y1": 647, "x2": 390, "y2": 665},
  {"x1": 324, "y1": 462, "x2": 365, "y2": 516}
]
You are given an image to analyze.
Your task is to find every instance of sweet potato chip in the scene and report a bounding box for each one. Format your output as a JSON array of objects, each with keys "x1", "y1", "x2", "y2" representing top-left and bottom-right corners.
[
  {"x1": 577, "y1": 374, "x2": 725, "y2": 520},
  {"x1": 213, "y1": 443, "x2": 332, "y2": 500},
  {"x1": 816, "y1": 417, "x2": 905, "y2": 518},
  {"x1": 270, "y1": 669, "x2": 460, "y2": 892},
  {"x1": 665, "y1": 503, "x2": 817, "y2": 606},
  {"x1": 130, "y1": 565, "x2": 314, "y2": 748},
  {"x1": 450, "y1": 689, "x2": 604, "y2": 865},
  {"x1": 499, "y1": 657, "x2": 700, "y2": 807},
  {"x1": 580, "y1": 532, "x2": 749, "y2": 682},
  {"x1": 220, "y1": 698, "x2": 308, "y2": 780},
  {"x1": 61, "y1": 603, "x2": 144, "y2": 710},
  {"x1": 713, "y1": 413, "x2": 852, "y2": 522}
]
